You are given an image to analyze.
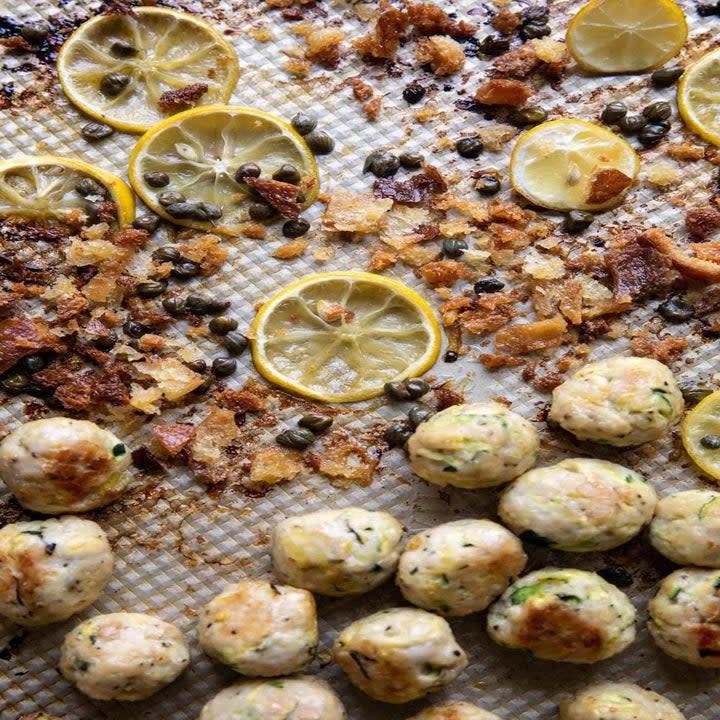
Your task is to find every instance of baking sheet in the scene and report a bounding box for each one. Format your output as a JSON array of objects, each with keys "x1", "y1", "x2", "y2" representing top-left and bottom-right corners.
[{"x1": 1, "y1": 0, "x2": 720, "y2": 718}]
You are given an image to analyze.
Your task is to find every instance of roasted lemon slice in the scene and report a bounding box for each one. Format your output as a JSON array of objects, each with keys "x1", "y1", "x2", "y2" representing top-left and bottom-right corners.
[
  {"x1": 0, "y1": 156, "x2": 134, "y2": 227},
  {"x1": 129, "y1": 105, "x2": 318, "y2": 235},
  {"x1": 510, "y1": 119, "x2": 639, "y2": 212},
  {"x1": 57, "y1": 7, "x2": 239, "y2": 133},
  {"x1": 250, "y1": 272, "x2": 441, "y2": 403},
  {"x1": 682, "y1": 390, "x2": 720, "y2": 481},
  {"x1": 566, "y1": 0, "x2": 687, "y2": 74},
  {"x1": 678, "y1": 48, "x2": 720, "y2": 148}
]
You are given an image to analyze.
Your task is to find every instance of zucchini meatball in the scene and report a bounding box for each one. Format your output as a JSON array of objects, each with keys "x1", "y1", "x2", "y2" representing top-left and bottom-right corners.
[
  {"x1": 198, "y1": 676, "x2": 346, "y2": 720},
  {"x1": 498, "y1": 459, "x2": 657, "y2": 552},
  {"x1": 648, "y1": 568, "x2": 720, "y2": 666},
  {"x1": 650, "y1": 490, "x2": 720, "y2": 567},
  {"x1": 59, "y1": 612, "x2": 189, "y2": 700},
  {"x1": 559, "y1": 682, "x2": 685, "y2": 720},
  {"x1": 0, "y1": 516, "x2": 113, "y2": 626},
  {"x1": 0, "y1": 417, "x2": 131, "y2": 514},
  {"x1": 271, "y1": 507, "x2": 403, "y2": 596},
  {"x1": 487, "y1": 568, "x2": 636, "y2": 664},
  {"x1": 406, "y1": 702, "x2": 503, "y2": 720},
  {"x1": 408, "y1": 402, "x2": 539, "y2": 489},
  {"x1": 396, "y1": 519, "x2": 526, "y2": 616},
  {"x1": 549, "y1": 356, "x2": 683, "y2": 447},
  {"x1": 197, "y1": 579, "x2": 317, "y2": 676},
  {"x1": 333, "y1": 607, "x2": 467, "y2": 703}
]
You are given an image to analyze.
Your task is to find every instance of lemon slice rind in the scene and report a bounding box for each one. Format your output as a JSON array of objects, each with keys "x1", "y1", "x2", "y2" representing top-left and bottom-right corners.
[
  {"x1": 678, "y1": 48, "x2": 720, "y2": 148},
  {"x1": 682, "y1": 390, "x2": 720, "y2": 481}
]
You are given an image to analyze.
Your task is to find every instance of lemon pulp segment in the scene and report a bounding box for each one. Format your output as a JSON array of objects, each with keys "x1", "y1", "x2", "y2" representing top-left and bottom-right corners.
[
  {"x1": 678, "y1": 48, "x2": 720, "y2": 148},
  {"x1": 0, "y1": 156, "x2": 134, "y2": 227},
  {"x1": 57, "y1": 7, "x2": 239, "y2": 133},
  {"x1": 129, "y1": 105, "x2": 318, "y2": 235},
  {"x1": 510, "y1": 119, "x2": 639, "y2": 212},
  {"x1": 682, "y1": 391, "x2": 720, "y2": 481},
  {"x1": 566, "y1": 0, "x2": 687, "y2": 74},
  {"x1": 251, "y1": 272, "x2": 441, "y2": 403}
]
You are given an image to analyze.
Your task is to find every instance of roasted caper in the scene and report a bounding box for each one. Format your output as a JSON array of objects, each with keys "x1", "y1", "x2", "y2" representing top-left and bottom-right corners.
[
  {"x1": 520, "y1": 21, "x2": 550, "y2": 40},
  {"x1": 701, "y1": 434, "x2": 720, "y2": 450},
  {"x1": 508, "y1": 106, "x2": 547, "y2": 126},
  {"x1": 152, "y1": 245, "x2": 182, "y2": 263},
  {"x1": 298, "y1": 413, "x2": 334, "y2": 433},
  {"x1": 282, "y1": 219, "x2": 310, "y2": 238},
  {"x1": 1, "y1": 371, "x2": 30, "y2": 392},
  {"x1": 364, "y1": 150, "x2": 400, "y2": 178},
  {"x1": 248, "y1": 202, "x2": 275, "y2": 221},
  {"x1": 651, "y1": 67, "x2": 684, "y2": 88},
  {"x1": 162, "y1": 295, "x2": 186, "y2": 314},
  {"x1": 399, "y1": 151, "x2": 424, "y2": 169},
  {"x1": 223, "y1": 331, "x2": 249, "y2": 355},
  {"x1": 475, "y1": 174, "x2": 501, "y2": 195},
  {"x1": 600, "y1": 102, "x2": 627, "y2": 124},
  {"x1": 81, "y1": 122, "x2": 114, "y2": 141},
  {"x1": 133, "y1": 214, "x2": 160, "y2": 233},
  {"x1": 291, "y1": 113, "x2": 317, "y2": 136},
  {"x1": 19, "y1": 22, "x2": 49, "y2": 43},
  {"x1": 186, "y1": 359, "x2": 207, "y2": 373},
  {"x1": 136, "y1": 280, "x2": 168, "y2": 297},
  {"x1": 478, "y1": 35, "x2": 511, "y2": 56},
  {"x1": 657, "y1": 297, "x2": 694, "y2": 322},
  {"x1": 208, "y1": 316, "x2": 238, "y2": 334},
  {"x1": 205, "y1": 298, "x2": 231, "y2": 314},
  {"x1": 20, "y1": 355, "x2": 46, "y2": 373},
  {"x1": 235, "y1": 163, "x2": 261, "y2": 182},
  {"x1": 110, "y1": 40, "x2": 137, "y2": 57},
  {"x1": 192, "y1": 375, "x2": 214, "y2": 394},
  {"x1": 185, "y1": 295, "x2": 212, "y2": 314},
  {"x1": 681, "y1": 385, "x2": 714, "y2": 406},
  {"x1": 384, "y1": 423, "x2": 413, "y2": 447},
  {"x1": 99, "y1": 71, "x2": 130, "y2": 97},
  {"x1": 619, "y1": 115, "x2": 648, "y2": 135},
  {"x1": 638, "y1": 123, "x2": 669, "y2": 147},
  {"x1": 305, "y1": 130, "x2": 335, "y2": 155},
  {"x1": 212, "y1": 357, "x2": 237, "y2": 377},
  {"x1": 171, "y1": 260, "x2": 202, "y2": 279},
  {"x1": 165, "y1": 202, "x2": 222, "y2": 221},
  {"x1": 143, "y1": 171, "x2": 170, "y2": 188},
  {"x1": 563, "y1": 210, "x2": 595, "y2": 233},
  {"x1": 92, "y1": 332, "x2": 117, "y2": 350},
  {"x1": 158, "y1": 191, "x2": 186, "y2": 206},
  {"x1": 408, "y1": 405, "x2": 433, "y2": 428},
  {"x1": 403, "y1": 82, "x2": 426, "y2": 104},
  {"x1": 123, "y1": 320, "x2": 147, "y2": 338},
  {"x1": 597, "y1": 565, "x2": 633, "y2": 588},
  {"x1": 273, "y1": 164, "x2": 302, "y2": 184},
  {"x1": 455, "y1": 137, "x2": 483, "y2": 159},
  {"x1": 276, "y1": 428, "x2": 316, "y2": 450},
  {"x1": 444, "y1": 350, "x2": 458, "y2": 363},
  {"x1": 75, "y1": 177, "x2": 107, "y2": 198},
  {"x1": 443, "y1": 238, "x2": 468, "y2": 258},
  {"x1": 405, "y1": 378, "x2": 430, "y2": 399},
  {"x1": 474, "y1": 278, "x2": 505, "y2": 294},
  {"x1": 643, "y1": 100, "x2": 672, "y2": 123},
  {"x1": 384, "y1": 380, "x2": 412, "y2": 400}
]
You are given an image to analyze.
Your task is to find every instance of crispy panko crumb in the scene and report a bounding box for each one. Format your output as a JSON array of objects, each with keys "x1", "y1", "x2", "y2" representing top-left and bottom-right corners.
[
  {"x1": 272, "y1": 238, "x2": 309, "y2": 259},
  {"x1": 493, "y1": 46, "x2": 541, "y2": 78},
  {"x1": 586, "y1": 168, "x2": 633, "y2": 205},
  {"x1": 492, "y1": 9, "x2": 521, "y2": 33},
  {"x1": 0, "y1": 316, "x2": 64, "y2": 373},
  {"x1": 316, "y1": 299, "x2": 353, "y2": 323},
  {"x1": 304, "y1": 27, "x2": 345, "y2": 67},
  {"x1": 378, "y1": 205, "x2": 434, "y2": 248},
  {"x1": 152, "y1": 423, "x2": 195, "y2": 456},
  {"x1": 137, "y1": 334, "x2": 165, "y2": 352},
  {"x1": 415, "y1": 36, "x2": 465, "y2": 76},
  {"x1": 322, "y1": 191, "x2": 393, "y2": 233},
  {"x1": 528, "y1": 38, "x2": 568, "y2": 63},
  {"x1": 645, "y1": 162, "x2": 680, "y2": 187},
  {"x1": 417, "y1": 260, "x2": 474, "y2": 286},
  {"x1": 407, "y1": 2, "x2": 476, "y2": 36},
  {"x1": 177, "y1": 234, "x2": 229, "y2": 275},
  {"x1": 249, "y1": 447, "x2": 304, "y2": 486},
  {"x1": 642, "y1": 227, "x2": 720, "y2": 283},
  {"x1": 523, "y1": 248, "x2": 566, "y2": 280},
  {"x1": 399, "y1": 245, "x2": 437, "y2": 266},
  {"x1": 306, "y1": 433, "x2": 378, "y2": 487},
  {"x1": 157, "y1": 83, "x2": 208, "y2": 111},
  {"x1": 363, "y1": 96, "x2": 383, "y2": 120},
  {"x1": 630, "y1": 331, "x2": 688, "y2": 365},
  {"x1": 242, "y1": 222, "x2": 267, "y2": 239},
  {"x1": 130, "y1": 358, "x2": 204, "y2": 414},
  {"x1": 687, "y1": 206, "x2": 720, "y2": 239},
  {"x1": 313, "y1": 245, "x2": 335, "y2": 262},
  {"x1": 349, "y1": 77, "x2": 374, "y2": 101},
  {"x1": 667, "y1": 143, "x2": 705, "y2": 161},
  {"x1": 284, "y1": 58, "x2": 311, "y2": 76},
  {"x1": 478, "y1": 353, "x2": 526, "y2": 370},
  {"x1": 414, "y1": 102, "x2": 441, "y2": 123},
  {"x1": 191, "y1": 407, "x2": 239, "y2": 467},
  {"x1": 478, "y1": 124, "x2": 518, "y2": 152},
  {"x1": 353, "y1": 1, "x2": 408, "y2": 59},
  {"x1": 368, "y1": 247, "x2": 397, "y2": 271},
  {"x1": 475, "y1": 78, "x2": 531, "y2": 105},
  {"x1": 495, "y1": 316, "x2": 568, "y2": 354}
]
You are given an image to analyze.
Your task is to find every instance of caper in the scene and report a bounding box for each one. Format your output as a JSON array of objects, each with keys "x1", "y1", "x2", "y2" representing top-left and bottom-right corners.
[
  {"x1": 1, "y1": 371, "x2": 30, "y2": 392},
  {"x1": 475, "y1": 174, "x2": 500, "y2": 195},
  {"x1": 273, "y1": 164, "x2": 302, "y2": 184},
  {"x1": 597, "y1": 565, "x2": 633, "y2": 588},
  {"x1": 136, "y1": 280, "x2": 168, "y2": 297},
  {"x1": 152, "y1": 245, "x2": 182, "y2": 263},
  {"x1": 455, "y1": 137, "x2": 483, "y2": 159},
  {"x1": 477, "y1": 35, "x2": 511, "y2": 56},
  {"x1": 282, "y1": 219, "x2": 310, "y2": 238},
  {"x1": 600, "y1": 101, "x2": 627, "y2": 124},
  {"x1": 110, "y1": 40, "x2": 138, "y2": 57},
  {"x1": 651, "y1": 67, "x2": 684, "y2": 88},
  {"x1": 158, "y1": 191, "x2": 186, "y2": 206},
  {"x1": 208, "y1": 316, "x2": 238, "y2": 335},
  {"x1": 364, "y1": 150, "x2": 400, "y2": 178},
  {"x1": 681, "y1": 385, "x2": 714, "y2": 406},
  {"x1": 399, "y1": 151, "x2": 424, "y2": 169},
  {"x1": 384, "y1": 380, "x2": 412, "y2": 400},
  {"x1": 384, "y1": 423, "x2": 413, "y2": 448},
  {"x1": 212, "y1": 357, "x2": 237, "y2": 377},
  {"x1": 291, "y1": 113, "x2": 317, "y2": 136},
  {"x1": 507, "y1": 106, "x2": 547, "y2": 126},
  {"x1": 638, "y1": 124, "x2": 669, "y2": 147},
  {"x1": 186, "y1": 359, "x2": 207, "y2": 373},
  {"x1": 81, "y1": 122, "x2": 114, "y2": 141},
  {"x1": 643, "y1": 100, "x2": 672, "y2": 123},
  {"x1": 92, "y1": 332, "x2": 117, "y2": 350},
  {"x1": 403, "y1": 82, "x2": 426, "y2": 104},
  {"x1": 305, "y1": 130, "x2": 335, "y2": 155},
  {"x1": 19, "y1": 22, "x2": 49, "y2": 44},
  {"x1": 20, "y1": 354, "x2": 46, "y2": 373},
  {"x1": 143, "y1": 171, "x2": 170, "y2": 188},
  {"x1": 205, "y1": 298, "x2": 231, "y2": 314},
  {"x1": 162, "y1": 295, "x2": 186, "y2": 314},
  {"x1": 296, "y1": 191, "x2": 306, "y2": 204},
  {"x1": 277, "y1": 428, "x2": 316, "y2": 450},
  {"x1": 520, "y1": 21, "x2": 550, "y2": 40},
  {"x1": 75, "y1": 177, "x2": 107, "y2": 198},
  {"x1": 563, "y1": 210, "x2": 595, "y2": 233},
  {"x1": 522, "y1": 7, "x2": 549, "y2": 23},
  {"x1": 474, "y1": 278, "x2": 505, "y2": 294},
  {"x1": 123, "y1": 320, "x2": 148, "y2": 338},
  {"x1": 405, "y1": 378, "x2": 430, "y2": 399},
  {"x1": 248, "y1": 202, "x2": 275, "y2": 221},
  {"x1": 444, "y1": 350, "x2": 458, "y2": 363},
  {"x1": 84, "y1": 201, "x2": 116, "y2": 223},
  {"x1": 235, "y1": 163, "x2": 261, "y2": 182},
  {"x1": 200, "y1": 202, "x2": 222, "y2": 220},
  {"x1": 619, "y1": 115, "x2": 648, "y2": 135},
  {"x1": 171, "y1": 260, "x2": 201, "y2": 279},
  {"x1": 223, "y1": 331, "x2": 249, "y2": 355},
  {"x1": 408, "y1": 405, "x2": 433, "y2": 428},
  {"x1": 192, "y1": 375, "x2": 214, "y2": 394},
  {"x1": 99, "y1": 71, "x2": 130, "y2": 97},
  {"x1": 657, "y1": 297, "x2": 695, "y2": 322},
  {"x1": 185, "y1": 294, "x2": 212, "y2": 314},
  {"x1": 701, "y1": 434, "x2": 720, "y2": 450},
  {"x1": 443, "y1": 238, "x2": 467, "y2": 258},
  {"x1": 298, "y1": 413, "x2": 333, "y2": 433},
  {"x1": 133, "y1": 214, "x2": 160, "y2": 233},
  {"x1": 165, "y1": 202, "x2": 222, "y2": 221}
]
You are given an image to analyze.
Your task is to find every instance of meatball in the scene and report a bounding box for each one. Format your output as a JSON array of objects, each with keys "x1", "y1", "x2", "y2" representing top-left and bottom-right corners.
[
  {"x1": 498, "y1": 459, "x2": 657, "y2": 552},
  {"x1": 549, "y1": 356, "x2": 683, "y2": 447},
  {"x1": 333, "y1": 607, "x2": 467, "y2": 703},
  {"x1": 487, "y1": 568, "x2": 636, "y2": 663},
  {"x1": 559, "y1": 682, "x2": 685, "y2": 720},
  {"x1": 406, "y1": 702, "x2": 503, "y2": 720},
  {"x1": 198, "y1": 676, "x2": 346, "y2": 720},
  {"x1": 198, "y1": 579, "x2": 317, "y2": 676},
  {"x1": 0, "y1": 516, "x2": 113, "y2": 627},
  {"x1": 648, "y1": 567, "x2": 720, "y2": 667},
  {"x1": 0, "y1": 417, "x2": 131, "y2": 514},
  {"x1": 59, "y1": 612, "x2": 189, "y2": 700},
  {"x1": 271, "y1": 507, "x2": 403, "y2": 596},
  {"x1": 396, "y1": 519, "x2": 526, "y2": 616},
  {"x1": 408, "y1": 402, "x2": 539, "y2": 489},
  {"x1": 650, "y1": 490, "x2": 720, "y2": 567}
]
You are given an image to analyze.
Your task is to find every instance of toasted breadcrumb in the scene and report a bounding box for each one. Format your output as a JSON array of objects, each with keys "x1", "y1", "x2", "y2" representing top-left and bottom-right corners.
[
  {"x1": 491, "y1": 9, "x2": 521, "y2": 33},
  {"x1": 417, "y1": 260, "x2": 474, "y2": 286},
  {"x1": 249, "y1": 447, "x2": 304, "y2": 486},
  {"x1": 495, "y1": 316, "x2": 568, "y2": 354},
  {"x1": 667, "y1": 143, "x2": 705, "y2": 161},
  {"x1": 322, "y1": 191, "x2": 393, "y2": 233},
  {"x1": 304, "y1": 27, "x2": 345, "y2": 67},
  {"x1": 415, "y1": 36, "x2": 465, "y2": 76},
  {"x1": 272, "y1": 238, "x2": 309, "y2": 259},
  {"x1": 586, "y1": 168, "x2": 633, "y2": 205}
]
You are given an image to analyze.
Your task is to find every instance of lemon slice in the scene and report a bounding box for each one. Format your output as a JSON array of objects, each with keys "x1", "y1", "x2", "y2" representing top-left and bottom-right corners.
[
  {"x1": 510, "y1": 119, "x2": 639, "y2": 212},
  {"x1": 566, "y1": 0, "x2": 687, "y2": 74},
  {"x1": 129, "y1": 105, "x2": 318, "y2": 235},
  {"x1": 678, "y1": 48, "x2": 720, "y2": 148},
  {"x1": 682, "y1": 390, "x2": 720, "y2": 481},
  {"x1": 250, "y1": 272, "x2": 441, "y2": 403},
  {"x1": 57, "y1": 7, "x2": 239, "y2": 133},
  {"x1": 0, "y1": 156, "x2": 134, "y2": 227}
]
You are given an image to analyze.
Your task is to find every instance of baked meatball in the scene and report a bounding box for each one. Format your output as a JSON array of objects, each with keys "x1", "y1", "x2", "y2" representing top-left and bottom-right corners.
[
  {"x1": 0, "y1": 417, "x2": 131, "y2": 514},
  {"x1": 648, "y1": 568, "x2": 720, "y2": 667},
  {"x1": 396, "y1": 519, "x2": 526, "y2": 616},
  {"x1": 198, "y1": 579, "x2": 317, "y2": 676},
  {"x1": 198, "y1": 676, "x2": 346, "y2": 720},
  {"x1": 406, "y1": 702, "x2": 503, "y2": 720},
  {"x1": 271, "y1": 507, "x2": 403, "y2": 596},
  {"x1": 487, "y1": 568, "x2": 636, "y2": 664},
  {"x1": 559, "y1": 681, "x2": 685, "y2": 720},
  {"x1": 408, "y1": 402, "x2": 539, "y2": 489},
  {"x1": 59, "y1": 612, "x2": 189, "y2": 700},
  {"x1": 0, "y1": 516, "x2": 113, "y2": 626},
  {"x1": 650, "y1": 490, "x2": 720, "y2": 567},
  {"x1": 549, "y1": 356, "x2": 683, "y2": 447},
  {"x1": 333, "y1": 607, "x2": 467, "y2": 703},
  {"x1": 498, "y1": 459, "x2": 657, "y2": 552}
]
